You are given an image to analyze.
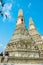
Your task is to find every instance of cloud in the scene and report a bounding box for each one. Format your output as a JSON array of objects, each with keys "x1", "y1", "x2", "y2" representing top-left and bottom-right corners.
[
  {"x1": 28, "y1": 3, "x2": 31, "y2": 8},
  {"x1": 2, "y1": 3, "x2": 12, "y2": 21},
  {"x1": 3, "y1": 3, "x2": 12, "y2": 11},
  {"x1": 3, "y1": 11, "x2": 11, "y2": 21},
  {"x1": 0, "y1": 2, "x2": 2, "y2": 10},
  {"x1": 0, "y1": 44, "x2": 3, "y2": 48},
  {"x1": 4, "y1": 46, "x2": 6, "y2": 50},
  {"x1": 0, "y1": 2, "x2": 1, "y2": 5}
]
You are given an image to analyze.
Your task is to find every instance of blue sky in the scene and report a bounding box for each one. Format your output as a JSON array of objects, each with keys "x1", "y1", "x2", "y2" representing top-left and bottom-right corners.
[{"x1": 0, "y1": 0, "x2": 43, "y2": 52}]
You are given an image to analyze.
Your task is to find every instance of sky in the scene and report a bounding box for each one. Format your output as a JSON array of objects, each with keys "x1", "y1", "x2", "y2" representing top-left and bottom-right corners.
[{"x1": 0, "y1": 0, "x2": 43, "y2": 52}]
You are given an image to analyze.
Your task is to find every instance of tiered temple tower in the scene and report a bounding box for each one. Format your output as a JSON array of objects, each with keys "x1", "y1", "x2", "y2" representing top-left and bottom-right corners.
[
  {"x1": 5, "y1": 9, "x2": 35, "y2": 63},
  {"x1": 29, "y1": 18, "x2": 43, "y2": 50},
  {"x1": 6, "y1": 9, "x2": 34, "y2": 52},
  {"x1": 0, "y1": 9, "x2": 43, "y2": 64}
]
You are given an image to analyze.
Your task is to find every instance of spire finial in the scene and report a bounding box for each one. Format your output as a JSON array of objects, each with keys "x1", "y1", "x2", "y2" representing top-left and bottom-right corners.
[
  {"x1": 29, "y1": 17, "x2": 36, "y2": 30},
  {"x1": 29, "y1": 17, "x2": 34, "y2": 25},
  {"x1": 18, "y1": 9, "x2": 23, "y2": 17}
]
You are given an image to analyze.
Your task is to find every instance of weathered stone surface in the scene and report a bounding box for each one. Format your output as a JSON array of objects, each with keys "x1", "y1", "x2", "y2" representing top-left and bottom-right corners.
[{"x1": 0, "y1": 9, "x2": 43, "y2": 63}]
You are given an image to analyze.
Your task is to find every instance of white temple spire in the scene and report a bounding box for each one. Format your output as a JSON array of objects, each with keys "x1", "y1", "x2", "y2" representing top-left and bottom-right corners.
[
  {"x1": 29, "y1": 17, "x2": 36, "y2": 30},
  {"x1": 16, "y1": 9, "x2": 24, "y2": 25},
  {"x1": 18, "y1": 9, "x2": 23, "y2": 17}
]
